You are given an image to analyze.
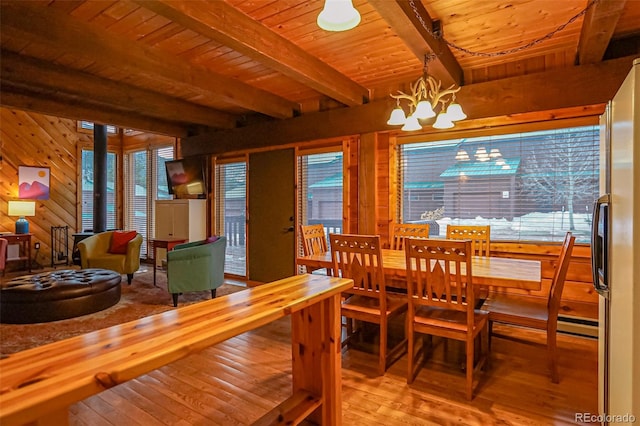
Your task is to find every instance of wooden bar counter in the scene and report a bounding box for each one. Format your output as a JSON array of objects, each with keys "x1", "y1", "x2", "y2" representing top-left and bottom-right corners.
[{"x1": 0, "y1": 274, "x2": 353, "y2": 426}]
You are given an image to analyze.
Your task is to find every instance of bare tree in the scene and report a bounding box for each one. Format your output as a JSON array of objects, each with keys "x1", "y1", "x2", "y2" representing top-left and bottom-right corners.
[{"x1": 519, "y1": 131, "x2": 598, "y2": 230}]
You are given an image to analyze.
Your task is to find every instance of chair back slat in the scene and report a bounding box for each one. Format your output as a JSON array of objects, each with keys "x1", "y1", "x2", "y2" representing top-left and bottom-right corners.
[
  {"x1": 405, "y1": 239, "x2": 474, "y2": 315},
  {"x1": 329, "y1": 233, "x2": 386, "y2": 301},
  {"x1": 300, "y1": 224, "x2": 328, "y2": 256},
  {"x1": 390, "y1": 223, "x2": 430, "y2": 250},
  {"x1": 547, "y1": 232, "x2": 576, "y2": 318},
  {"x1": 446, "y1": 225, "x2": 491, "y2": 256}
]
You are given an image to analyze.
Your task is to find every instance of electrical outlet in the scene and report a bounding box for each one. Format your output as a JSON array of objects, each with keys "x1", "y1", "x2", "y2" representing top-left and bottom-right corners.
[{"x1": 34, "y1": 242, "x2": 40, "y2": 249}]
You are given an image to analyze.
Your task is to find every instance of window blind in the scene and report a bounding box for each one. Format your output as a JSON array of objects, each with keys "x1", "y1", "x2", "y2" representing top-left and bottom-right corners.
[
  {"x1": 215, "y1": 160, "x2": 247, "y2": 277},
  {"x1": 124, "y1": 146, "x2": 173, "y2": 258},
  {"x1": 297, "y1": 149, "x2": 344, "y2": 254},
  {"x1": 397, "y1": 125, "x2": 599, "y2": 243},
  {"x1": 81, "y1": 149, "x2": 117, "y2": 232}
]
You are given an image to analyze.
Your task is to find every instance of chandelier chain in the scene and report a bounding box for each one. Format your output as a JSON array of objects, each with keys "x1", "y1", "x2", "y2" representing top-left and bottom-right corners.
[{"x1": 408, "y1": 0, "x2": 600, "y2": 58}]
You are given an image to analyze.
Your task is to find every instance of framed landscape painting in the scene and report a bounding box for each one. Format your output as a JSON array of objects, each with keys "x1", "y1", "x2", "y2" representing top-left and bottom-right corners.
[{"x1": 19, "y1": 165, "x2": 50, "y2": 200}]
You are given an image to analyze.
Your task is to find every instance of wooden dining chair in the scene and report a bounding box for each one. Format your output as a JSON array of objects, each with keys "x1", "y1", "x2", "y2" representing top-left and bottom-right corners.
[
  {"x1": 446, "y1": 225, "x2": 491, "y2": 256},
  {"x1": 389, "y1": 222, "x2": 430, "y2": 250},
  {"x1": 482, "y1": 231, "x2": 575, "y2": 383},
  {"x1": 329, "y1": 233, "x2": 408, "y2": 375},
  {"x1": 404, "y1": 238, "x2": 489, "y2": 400},
  {"x1": 300, "y1": 223, "x2": 329, "y2": 274}
]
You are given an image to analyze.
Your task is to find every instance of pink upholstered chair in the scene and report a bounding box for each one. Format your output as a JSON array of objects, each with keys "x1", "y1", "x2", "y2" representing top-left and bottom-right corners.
[{"x1": 0, "y1": 238, "x2": 8, "y2": 280}]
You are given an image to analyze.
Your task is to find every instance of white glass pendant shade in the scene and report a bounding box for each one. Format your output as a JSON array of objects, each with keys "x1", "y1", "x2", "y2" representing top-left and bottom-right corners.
[
  {"x1": 317, "y1": 0, "x2": 361, "y2": 32},
  {"x1": 387, "y1": 107, "x2": 407, "y2": 125},
  {"x1": 401, "y1": 115, "x2": 422, "y2": 131},
  {"x1": 432, "y1": 112, "x2": 454, "y2": 129},
  {"x1": 414, "y1": 100, "x2": 436, "y2": 119},
  {"x1": 446, "y1": 102, "x2": 467, "y2": 121}
]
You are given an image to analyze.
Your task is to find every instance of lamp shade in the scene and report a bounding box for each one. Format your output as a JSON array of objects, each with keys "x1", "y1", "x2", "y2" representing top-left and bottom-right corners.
[
  {"x1": 414, "y1": 100, "x2": 436, "y2": 119},
  {"x1": 432, "y1": 112, "x2": 454, "y2": 129},
  {"x1": 387, "y1": 107, "x2": 407, "y2": 125},
  {"x1": 8, "y1": 200, "x2": 35, "y2": 234},
  {"x1": 317, "y1": 0, "x2": 361, "y2": 32},
  {"x1": 8, "y1": 200, "x2": 36, "y2": 217},
  {"x1": 401, "y1": 115, "x2": 422, "y2": 131},
  {"x1": 446, "y1": 102, "x2": 467, "y2": 121}
]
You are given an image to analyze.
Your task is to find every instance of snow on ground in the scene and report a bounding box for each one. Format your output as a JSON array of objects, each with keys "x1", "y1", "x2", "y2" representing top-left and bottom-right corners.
[{"x1": 436, "y1": 211, "x2": 592, "y2": 243}]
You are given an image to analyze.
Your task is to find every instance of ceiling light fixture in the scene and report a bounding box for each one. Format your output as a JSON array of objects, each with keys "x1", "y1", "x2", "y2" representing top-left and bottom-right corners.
[
  {"x1": 386, "y1": 54, "x2": 466, "y2": 132},
  {"x1": 317, "y1": 0, "x2": 361, "y2": 32}
]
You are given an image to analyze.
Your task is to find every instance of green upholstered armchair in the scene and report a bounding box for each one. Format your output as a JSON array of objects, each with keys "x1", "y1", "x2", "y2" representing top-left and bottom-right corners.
[
  {"x1": 77, "y1": 231, "x2": 143, "y2": 284},
  {"x1": 167, "y1": 236, "x2": 226, "y2": 307}
]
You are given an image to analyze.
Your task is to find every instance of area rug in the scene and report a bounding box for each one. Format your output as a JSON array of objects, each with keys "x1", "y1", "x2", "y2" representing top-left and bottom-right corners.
[{"x1": 0, "y1": 267, "x2": 246, "y2": 355}]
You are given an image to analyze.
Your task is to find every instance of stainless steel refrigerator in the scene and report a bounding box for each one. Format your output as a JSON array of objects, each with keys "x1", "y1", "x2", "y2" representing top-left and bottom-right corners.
[{"x1": 593, "y1": 58, "x2": 640, "y2": 424}]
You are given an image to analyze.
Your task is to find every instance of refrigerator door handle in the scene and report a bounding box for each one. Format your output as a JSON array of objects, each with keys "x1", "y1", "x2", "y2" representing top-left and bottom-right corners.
[{"x1": 591, "y1": 194, "x2": 610, "y2": 296}]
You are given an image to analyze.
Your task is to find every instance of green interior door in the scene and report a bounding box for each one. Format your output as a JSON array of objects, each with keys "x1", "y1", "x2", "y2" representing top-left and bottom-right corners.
[{"x1": 248, "y1": 149, "x2": 295, "y2": 283}]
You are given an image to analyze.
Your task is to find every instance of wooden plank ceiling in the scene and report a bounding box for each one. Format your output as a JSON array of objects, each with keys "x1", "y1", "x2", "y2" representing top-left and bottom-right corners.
[{"x1": 1, "y1": 0, "x2": 639, "y2": 141}]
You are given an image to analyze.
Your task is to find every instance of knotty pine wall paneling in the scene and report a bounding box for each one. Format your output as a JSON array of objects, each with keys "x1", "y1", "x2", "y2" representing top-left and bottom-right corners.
[{"x1": 1, "y1": 108, "x2": 80, "y2": 270}]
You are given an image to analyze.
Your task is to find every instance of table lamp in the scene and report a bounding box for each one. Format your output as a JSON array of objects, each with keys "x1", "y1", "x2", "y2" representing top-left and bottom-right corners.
[{"x1": 8, "y1": 200, "x2": 36, "y2": 234}]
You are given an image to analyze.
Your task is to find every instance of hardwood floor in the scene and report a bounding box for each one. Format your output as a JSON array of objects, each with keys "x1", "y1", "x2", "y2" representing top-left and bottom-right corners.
[{"x1": 69, "y1": 318, "x2": 597, "y2": 425}]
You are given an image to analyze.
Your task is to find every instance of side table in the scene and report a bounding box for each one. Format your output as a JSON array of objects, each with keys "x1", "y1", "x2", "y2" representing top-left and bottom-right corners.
[
  {"x1": 2, "y1": 233, "x2": 32, "y2": 273},
  {"x1": 150, "y1": 237, "x2": 187, "y2": 287}
]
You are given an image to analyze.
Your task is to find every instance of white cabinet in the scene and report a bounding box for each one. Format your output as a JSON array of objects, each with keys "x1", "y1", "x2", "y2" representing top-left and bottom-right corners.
[{"x1": 155, "y1": 199, "x2": 206, "y2": 241}]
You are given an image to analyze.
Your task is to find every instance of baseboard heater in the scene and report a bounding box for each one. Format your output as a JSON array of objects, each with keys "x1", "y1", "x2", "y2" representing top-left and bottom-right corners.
[{"x1": 558, "y1": 315, "x2": 598, "y2": 338}]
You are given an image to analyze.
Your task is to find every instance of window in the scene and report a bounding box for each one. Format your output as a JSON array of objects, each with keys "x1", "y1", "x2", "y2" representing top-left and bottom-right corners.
[
  {"x1": 397, "y1": 125, "x2": 599, "y2": 243},
  {"x1": 78, "y1": 121, "x2": 117, "y2": 134},
  {"x1": 124, "y1": 146, "x2": 174, "y2": 257},
  {"x1": 81, "y1": 149, "x2": 117, "y2": 232},
  {"x1": 297, "y1": 150, "x2": 344, "y2": 250},
  {"x1": 215, "y1": 161, "x2": 247, "y2": 276}
]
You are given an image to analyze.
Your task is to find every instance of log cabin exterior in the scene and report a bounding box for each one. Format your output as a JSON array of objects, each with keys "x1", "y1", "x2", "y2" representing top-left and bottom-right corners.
[{"x1": 0, "y1": 1, "x2": 639, "y2": 422}]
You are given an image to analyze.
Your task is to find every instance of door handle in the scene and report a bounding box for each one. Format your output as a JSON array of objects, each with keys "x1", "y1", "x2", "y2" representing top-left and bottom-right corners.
[{"x1": 283, "y1": 227, "x2": 294, "y2": 232}]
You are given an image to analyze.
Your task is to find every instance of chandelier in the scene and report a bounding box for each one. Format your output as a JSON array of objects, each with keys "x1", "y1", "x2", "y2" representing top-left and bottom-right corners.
[{"x1": 386, "y1": 54, "x2": 466, "y2": 131}]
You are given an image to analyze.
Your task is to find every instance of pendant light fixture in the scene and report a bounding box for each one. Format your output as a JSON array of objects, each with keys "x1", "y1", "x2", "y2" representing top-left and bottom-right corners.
[
  {"x1": 386, "y1": 54, "x2": 466, "y2": 132},
  {"x1": 317, "y1": 0, "x2": 361, "y2": 32}
]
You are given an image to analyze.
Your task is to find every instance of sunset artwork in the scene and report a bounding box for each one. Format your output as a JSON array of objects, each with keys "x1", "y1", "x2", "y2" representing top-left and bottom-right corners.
[{"x1": 19, "y1": 166, "x2": 50, "y2": 200}]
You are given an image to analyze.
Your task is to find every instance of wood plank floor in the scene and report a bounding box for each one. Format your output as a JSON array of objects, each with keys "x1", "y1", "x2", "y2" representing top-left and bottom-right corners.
[{"x1": 69, "y1": 317, "x2": 597, "y2": 425}]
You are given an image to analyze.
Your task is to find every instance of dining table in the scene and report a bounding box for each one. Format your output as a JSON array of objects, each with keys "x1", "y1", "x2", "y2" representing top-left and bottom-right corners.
[{"x1": 297, "y1": 248, "x2": 541, "y2": 291}]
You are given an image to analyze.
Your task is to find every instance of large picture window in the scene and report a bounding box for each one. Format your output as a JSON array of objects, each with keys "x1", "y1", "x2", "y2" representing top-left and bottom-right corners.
[{"x1": 397, "y1": 125, "x2": 599, "y2": 243}]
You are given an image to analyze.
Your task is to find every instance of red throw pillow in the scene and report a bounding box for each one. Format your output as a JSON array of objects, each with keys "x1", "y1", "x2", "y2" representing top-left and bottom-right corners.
[{"x1": 109, "y1": 231, "x2": 137, "y2": 254}]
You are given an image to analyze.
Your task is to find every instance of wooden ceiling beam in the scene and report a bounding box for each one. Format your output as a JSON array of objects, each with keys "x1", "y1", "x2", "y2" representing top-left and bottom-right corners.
[
  {"x1": 138, "y1": 0, "x2": 369, "y2": 107},
  {"x1": 1, "y1": 85, "x2": 190, "y2": 137},
  {"x1": 370, "y1": 0, "x2": 463, "y2": 86},
  {"x1": 182, "y1": 55, "x2": 635, "y2": 156},
  {"x1": 0, "y1": 2, "x2": 299, "y2": 119},
  {"x1": 0, "y1": 50, "x2": 237, "y2": 130},
  {"x1": 577, "y1": 0, "x2": 627, "y2": 65}
]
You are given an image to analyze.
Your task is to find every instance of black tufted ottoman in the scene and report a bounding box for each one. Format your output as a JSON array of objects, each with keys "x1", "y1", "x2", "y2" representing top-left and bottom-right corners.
[{"x1": 0, "y1": 269, "x2": 122, "y2": 324}]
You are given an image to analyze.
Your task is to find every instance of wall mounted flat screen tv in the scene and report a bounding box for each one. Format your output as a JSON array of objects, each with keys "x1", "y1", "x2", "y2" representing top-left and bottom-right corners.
[{"x1": 165, "y1": 156, "x2": 207, "y2": 198}]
